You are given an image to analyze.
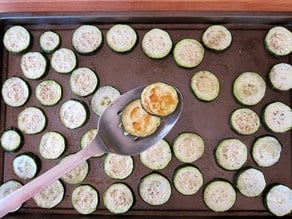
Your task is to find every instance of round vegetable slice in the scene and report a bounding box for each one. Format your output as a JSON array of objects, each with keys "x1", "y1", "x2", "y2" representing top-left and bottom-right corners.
[
  {"x1": 13, "y1": 153, "x2": 40, "y2": 180},
  {"x1": 0, "y1": 128, "x2": 23, "y2": 152},
  {"x1": 1, "y1": 76, "x2": 30, "y2": 107},
  {"x1": 80, "y1": 128, "x2": 104, "y2": 157},
  {"x1": 59, "y1": 99, "x2": 87, "y2": 129},
  {"x1": 35, "y1": 80, "x2": 62, "y2": 106},
  {"x1": 215, "y1": 138, "x2": 247, "y2": 170},
  {"x1": 202, "y1": 25, "x2": 232, "y2": 51},
  {"x1": 190, "y1": 70, "x2": 220, "y2": 102},
  {"x1": 233, "y1": 71, "x2": 266, "y2": 106},
  {"x1": 173, "y1": 165, "x2": 203, "y2": 196},
  {"x1": 263, "y1": 101, "x2": 292, "y2": 133},
  {"x1": 265, "y1": 184, "x2": 292, "y2": 217},
  {"x1": 141, "y1": 82, "x2": 179, "y2": 117},
  {"x1": 71, "y1": 184, "x2": 99, "y2": 215},
  {"x1": 3, "y1": 25, "x2": 31, "y2": 53},
  {"x1": 33, "y1": 179, "x2": 64, "y2": 209},
  {"x1": 121, "y1": 99, "x2": 161, "y2": 137},
  {"x1": 91, "y1": 85, "x2": 121, "y2": 116},
  {"x1": 173, "y1": 132, "x2": 204, "y2": 163},
  {"x1": 173, "y1": 38, "x2": 204, "y2": 68},
  {"x1": 252, "y1": 135, "x2": 282, "y2": 167},
  {"x1": 39, "y1": 30, "x2": 61, "y2": 53},
  {"x1": 70, "y1": 67, "x2": 98, "y2": 97},
  {"x1": 103, "y1": 183, "x2": 134, "y2": 214},
  {"x1": 20, "y1": 51, "x2": 47, "y2": 80},
  {"x1": 51, "y1": 48, "x2": 77, "y2": 74},
  {"x1": 39, "y1": 131, "x2": 66, "y2": 159},
  {"x1": 230, "y1": 107, "x2": 260, "y2": 135},
  {"x1": 104, "y1": 153, "x2": 134, "y2": 179},
  {"x1": 72, "y1": 25, "x2": 103, "y2": 54},
  {"x1": 140, "y1": 139, "x2": 172, "y2": 170},
  {"x1": 236, "y1": 167, "x2": 266, "y2": 197},
  {"x1": 0, "y1": 180, "x2": 23, "y2": 212},
  {"x1": 106, "y1": 24, "x2": 137, "y2": 53},
  {"x1": 203, "y1": 179, "x2": 236, "y2": 212},
  {"x1": 18, "y1": 106, "x2": 46, "y2": 134},
  {"x1": 269, "y1": 63, "x2": 292, "y2": 91},
  {"x1": 61, "y1": 154, "x2": 89, "y2": 184},
  {"x1": 142, "y1": 28, "x2": 173, "y2": 59},
  {"x1": 264, "y1": 26, "x2": 292, "y2": 56},
  {"x1": 139, "y1": 173, "x2": 171, "y2": 206}
]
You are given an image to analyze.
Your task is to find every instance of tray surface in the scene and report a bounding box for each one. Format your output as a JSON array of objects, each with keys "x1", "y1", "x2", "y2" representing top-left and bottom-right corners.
[{"x1": 0, "y1": 13, "x2": 291, "y2": 216}]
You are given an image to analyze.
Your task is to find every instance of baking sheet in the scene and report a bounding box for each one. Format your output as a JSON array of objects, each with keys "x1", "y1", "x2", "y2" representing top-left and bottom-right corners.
[{"x1": 0, "y1": 12, "x2": 291, "y2": 217}]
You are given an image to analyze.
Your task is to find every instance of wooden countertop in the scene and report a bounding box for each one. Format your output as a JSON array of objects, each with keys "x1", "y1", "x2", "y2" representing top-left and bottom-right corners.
[{"x1": 0, "y1": 0, "x2": 291, "y2": 13}]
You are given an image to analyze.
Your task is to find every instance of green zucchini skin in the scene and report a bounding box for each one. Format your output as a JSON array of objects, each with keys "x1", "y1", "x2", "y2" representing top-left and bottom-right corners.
[
  {"x1": 39, "y1": 30, "x2": 61, "y2": 54},
  {"x1": 13, "y1": 152, "x2": 41, "y2": 180},
  {"x1": 0, "y1": 180, "x2": 23, "y2": 212},
  {"x1": 235, "y1": 167, "x2": 266, "y2": 198},
  {"x1": 35, "y1": 80, "x2": 62, "y2": 106},
  {"x1": 51, "y1": 48, "x2": 77, "y2": 74},
  {"x1": 202, "y1": 25, "x2": 232, "y2": 52},
  {"x1": 268, "y1": 63, "x2": 292, "y2": 91},
  {"x1": 3, "y1": 25, "x2": 32, "y2": 54},
  {"x1": 264, "y1": 184, "x2": 292, "y2": 217},
  {"x1": 203, "y1": 178, "x2": 237, "y2": 212},
  {"x1": 0, "y1": 128, "x2": 23, "y2": 153},
  {"x1": 71, "y1": 184, "x2": 99, "y2": 215}
]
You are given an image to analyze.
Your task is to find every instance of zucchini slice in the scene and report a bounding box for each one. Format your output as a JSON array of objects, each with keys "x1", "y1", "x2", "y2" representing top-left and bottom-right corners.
[
  {"x1": 0, "y1": 128, "x2": 23, "y2": 152},
  {"x1": 142, "y1": 28, "x2": 172, "y2": 59},
  {"x1": 265, "y1": 184, "x2": 292, "y2": 217},
  {"x1": 3, "y1": 25, "x2": 31, "y2": 54},
  {"x1": 233, "y1": 72, "x2": 266, "y2": 106},
  {"x1": 202, "y1": 25, "x2": 232, "y2": 51},
  {"x1": 1, "y1": 76, "x2": 30, "y2": 107},
  {"x1": 80, "y1": 128, "x2": 104, "y2": 157},
  {"x1": 103, "y1": 183, "x2": 134, "y2": 214},
  {"x1": 104, "y1": 153, "x2": 134, "y2": 180},
  {"x1": 0, "y1": 180, "x2": 23, "y2": 212},
  {"x1": 13, "y1": 153, "x2": 40, "y2": 180},
  {"x1": 72, "y1": 25, "x2": 103, "y2": 54},
  {"x1": 252, "y1": 135, "x2": 282, "y2": 167},
  {"x1": 106, "y1": 24, "x2": 137, "y2": 53},
  {"x1": 59, "y1": 99, "x2": 88, "y2": 129},
  {"x1": 33, "y1": 179, "x2": 64, "y2": 209},
  {"x1": 173, "y1": 38, "x2": 204, "y2": 68},
  {"x1": 141, "y1": 82, "x2": 179, "y2": 117},
  {"x1": 69, "y1": 67, "x2": 98, "y2": 97},
  {"x1": 173, "y1": 132, "x2": 205, "y2": 163},
  {"x1": 203, "y1": 179, "x2": 236, "y2": 212},
  {"x1": 140, "y1": 139, "x2": 172, "y2": 170},
  {"x1": 35, "y1": 80, "x2": 62, "y2": 106},
  {"x1": 39, "y1": 30, "x2": 61, "y2": 53},
  {"x1": 39, "y1": 131, "x2": 66, "y2": 160},
  {"x1": 263, "y1": 101, "x2": 292, "y2": 133},
  {"x1": 190, "y1": 70, "x2": 220, "y2": 102},
  {"x1": 215, "y1": 138, "x2": 247, "y2": 170},
  {"x1": 264, "y1": 26, "x2": 292, "y2": 57},
  {"x1": 18, "y1": 106, "x2": 46, "y2": 135},
  {"x1": 139, "y1": 172, "x2": 171, "y2": 206},
  {"x1": 71, "y1": 184, "x2": 99, "y2": 215},
  {"x1": 51, "y1": 48, "x2": 77, "y2": 74},
  {"x1": 269, "y1": 63, "x2": 292, "y2": 91},
  {"x1": 173, "y1": 165, "x2": 203, "y2": 196},
  {"x1": 61, "y1": 154, "x2": 89, "y2": 184},
  {"x1": 230, "y1": 107, "x2": 260, "y2": 135},
  {"x1": 91, "y1": 85, "x2": 121, "y2": 116},
  {"x1": 20, "y1": 52, "x2": 47, "y2": 80},
  {"x1": 235, "y1": 167, "x2": 266, "y2": 197},
  {"x1": 121, "y1": 99, "x2": 161, "y2": 137}
]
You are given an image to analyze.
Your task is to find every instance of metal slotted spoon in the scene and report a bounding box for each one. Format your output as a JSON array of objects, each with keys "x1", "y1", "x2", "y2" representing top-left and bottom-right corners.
[{"x1": 0, "y1": 84, "x2": 183, "y2": 217}]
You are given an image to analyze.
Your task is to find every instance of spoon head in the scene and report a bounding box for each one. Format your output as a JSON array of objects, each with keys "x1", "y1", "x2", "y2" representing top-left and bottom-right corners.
[{"x1": 96, "y1": 84, "x2": 183, "y2": 156}]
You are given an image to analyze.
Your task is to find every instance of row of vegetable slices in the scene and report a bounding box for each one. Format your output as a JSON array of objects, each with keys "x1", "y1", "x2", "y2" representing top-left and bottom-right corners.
[{"x1": 0, "y1": 22, "x2": 291, "y2": 217}]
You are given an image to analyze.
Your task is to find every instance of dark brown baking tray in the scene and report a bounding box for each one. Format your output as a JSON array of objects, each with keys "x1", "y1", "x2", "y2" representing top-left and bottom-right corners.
[{"x1": 0, "y1": 12, "x2": 291, "y2": 217}]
